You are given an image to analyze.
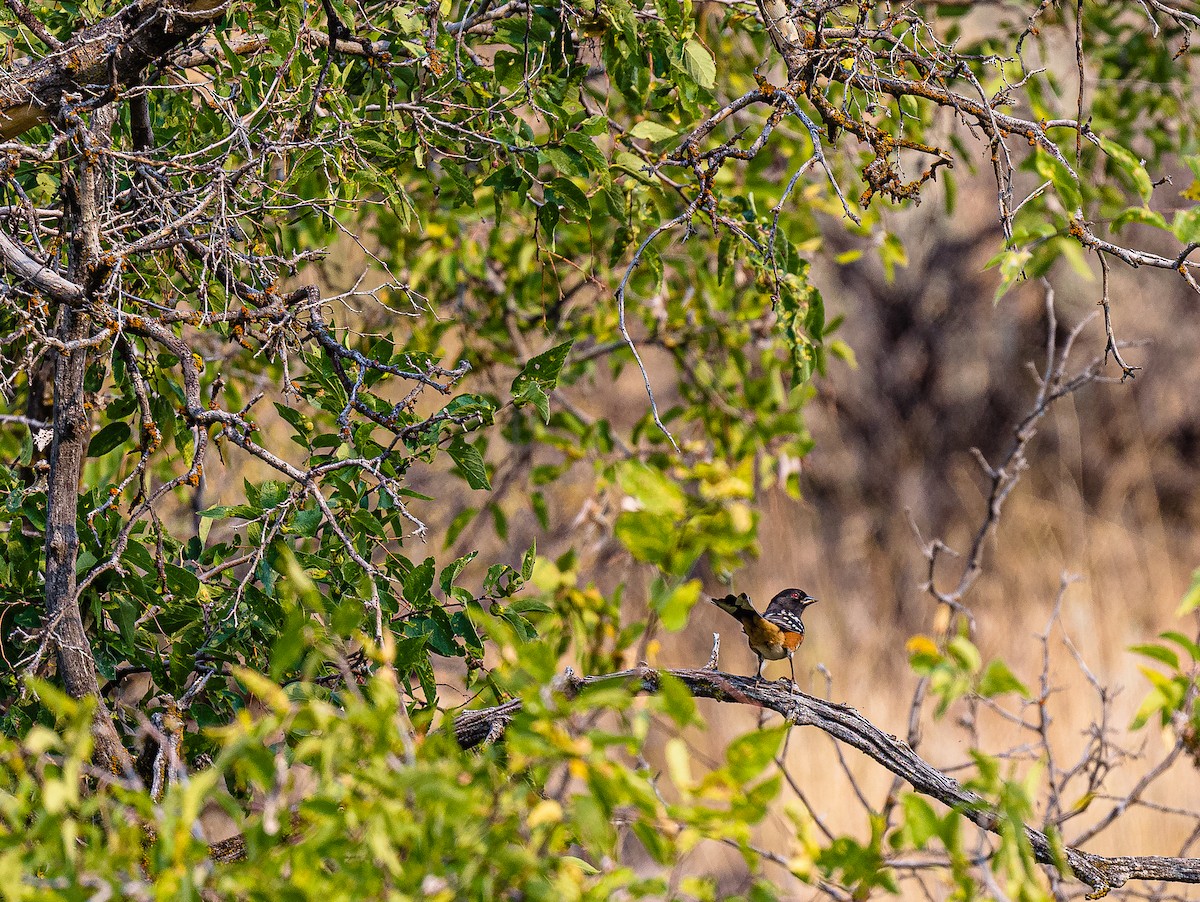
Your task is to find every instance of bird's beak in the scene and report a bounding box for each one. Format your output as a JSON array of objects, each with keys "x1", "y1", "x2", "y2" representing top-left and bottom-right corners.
[{"x1": 804, "y1": 598, "x2": 819, "y2": 608}]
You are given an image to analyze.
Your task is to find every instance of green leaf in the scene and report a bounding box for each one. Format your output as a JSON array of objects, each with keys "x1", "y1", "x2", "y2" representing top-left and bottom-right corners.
[
  {"x1": 946, "y1": 636, "x2": 982, "y2": 674},
  {"x1": 521, "y1": 541, "x2": 536, "y2": 582},
  {"x1": 651, "y1": 579, "x2": 701, "y2": 631},
  {"x1": 681, "y1": 39, "x2": 716, "y2": 89},
  {"x1": 293, "y1": 506, "x2": 322, "y2": 537},
  {"x1": 448, "y1": 437, "x2": 491, "y2": 490},
  {"x1": 512, "y1": 340, "x2": 573, "y2": 393},
  {"x1": 1130, "y1": 643, "x2": 1180, "y2": 670},
  {"x1": 1160, "y1": 630, "x2": 1200, "y2": 662},
  {"x1": 1112, "y1": 206, "x2": 1168, "y2": 233},
  {"x1": 414, "y1": 652, "x2": 438, "y2": 706},
  {"x1": 393, "y1": 635, "x2": 429, "y2": 673},
  {"x1": 1172, "y1": 207, "x2": 1200, "y2": 244},
  {"x1": 439, "y1": 551, "x2": 478, "y2": 593},
  {"x1": 416, "y1": 607, "x2": 461, "y2": 657},
  {"x1": 164, "y1": 563, "x2": 200, "y2": 600},
  {"x1": 655, "y1": 672, "x2": 699, "y2": 728},
  {"x1": 509, "y1": 598, "x2": 553, "y2": 614},
  {"x1": 256, "y1": 481, "x2": 289, "y2": 510},
  {"x1": 233, "y1": 667, "x2": 290, "y2": 713},
  {"x1": 1177, "y1": 567, "x2": 1200, "y2": 614},
  {"x1": 112, "y1": 596, "x2": 138, "y2": 649},
  {"x1": 725, "y1": 724, "x2": 786, "y2": 782},
  {"x1": 537, "y1": 200, "x2": 560, "y2": 241},
  {"x1": 899, "y1": 794, "x2": 941, "y2": 849},
  {"x1": 444, "y1": 507, "x2": 477, "y2": 547},
  {"x1": 880, "y1": 233, "x2": 908, "y2": 283},
  {"x1": 611, "y1": 152, "x2": 654, "y2": 184},
  {"x1": 1100, "y1": 137, "x2": 1153, "y2": 202},
  {"x1": 516, "y1": 384, "x2": 550, "y2": 423},
  {"x1": 88, "y1": 422, "x2": 131, "y2": 457},
  {"x1": 563, "y1": 132, "x2": 607, "y2": 172},
  {"x1": 816, "y1": 835, "x2": 898, "y2": 896},
  {"x1": 906, "y1": 635, "x2": 942, "y2": 674},
  {"x1": 451, "y1": 610, "x2": 482, "y2": 653},
  {"x1": 1130, "y1": 687, "x2": 1167, "y2": 730},
  {"x1": 613, "y1": 510, "x2": 673, "y2": 565},
  {"x1": 560, "y1": 856, "x2": 599, "y2": 876},
  {"x1": 274, "y1": 402, "x2": 311, "y2": 438},
  {"x1": 616, "y1": 460, "x2": 686, "y2": 516},
  {"x1": 18, "y1": 426, "x2": 33, "y2": 466},
  {"x1": 775, "y1": 259, "x2": 824, "y2": 381},
  {"x1": 1032, "y1": 149, "x2": 1082, "y2": 212},
  {"x1": 500, "y1": 608, "x2": 536, "y2": 641},
  {"x1": 512, "y1": 340, "x2": 573, "y2": 423},
  {"x1": 985, "y1": 247, "x2": 1032, "y2": 302},
  {"x1": 978, "y1": 659, "x2": 1030, "y2": 698},
  {"x1": 484, "y1": 563, "x2": 509, "y2": 594},
  {"x1": 1138, "y1": 665, "x2": 1184, "y2": 701},
  {"x1": 404, "y1": 557, "x2": 435, "y2": 609},
  {"x1": 628, "y1": 120, "x2": 677, "y2": 143},
  {"x1": 551, "y1": 177, "x2": 590, "y2": 219}
]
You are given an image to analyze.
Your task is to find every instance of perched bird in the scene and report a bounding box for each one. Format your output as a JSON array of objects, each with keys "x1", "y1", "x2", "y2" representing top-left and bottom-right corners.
[{"x1": 711, "y1": 588, "x2": 818, "y2": 685}]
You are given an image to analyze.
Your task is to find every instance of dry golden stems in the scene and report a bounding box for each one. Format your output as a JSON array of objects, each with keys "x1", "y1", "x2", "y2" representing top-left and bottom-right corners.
[{"x1": 880, "y1": 288, "x2": 1129, "y2": 855}]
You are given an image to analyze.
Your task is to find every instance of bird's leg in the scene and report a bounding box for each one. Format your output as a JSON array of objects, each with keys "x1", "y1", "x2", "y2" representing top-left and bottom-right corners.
[
  {"x1": 755, "y1": 653, "x2": 765, "y2": 683},
  {"x1": 787, "y1": 653, "x2": 797, "y2": 692}
]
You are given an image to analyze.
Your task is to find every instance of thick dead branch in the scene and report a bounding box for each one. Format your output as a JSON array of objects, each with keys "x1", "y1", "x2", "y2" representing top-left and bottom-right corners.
[
  {"x1": 0, "y1": 0, "x2": 227, "y2": 141},
  {"x1": 451, "y1": 666, "x2": 1200, "y2": 898},
  {"x1": 0, "y1": 228, "x2": 82, "y2": 302}
]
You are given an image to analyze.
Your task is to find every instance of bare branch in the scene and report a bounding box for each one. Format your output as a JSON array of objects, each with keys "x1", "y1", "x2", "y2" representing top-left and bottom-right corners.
[{"x1": 0, "y1": 226, "x2": 82, "y2": 302}]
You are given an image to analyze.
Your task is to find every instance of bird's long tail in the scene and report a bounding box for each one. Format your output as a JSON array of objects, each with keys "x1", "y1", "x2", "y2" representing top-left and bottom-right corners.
[{"x1": 711, "y1": 593, "x2": 756, "y2": 622}]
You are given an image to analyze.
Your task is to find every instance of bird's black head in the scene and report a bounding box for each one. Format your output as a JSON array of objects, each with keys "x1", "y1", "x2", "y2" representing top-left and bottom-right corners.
[{"x1": 773, "y1": 588, "x2": 818, "y2": 609}]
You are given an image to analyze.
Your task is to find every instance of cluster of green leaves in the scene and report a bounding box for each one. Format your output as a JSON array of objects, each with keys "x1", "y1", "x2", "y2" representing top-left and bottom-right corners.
[
  {"x1": 978, "y1": 3, "x2": 1200, "y2": 297},
  {"x1": 1, "y1": 594, "x2": 797, "y2": 902},
  {"x1": 966, "y1": 756, "x2": 1068, "y2": 902},
  {"x1": 0, "y1": 0, "x2": 848, "y2": 804},
  {"x1": 1130, "y1": 632, "x2": 1200, "y2": 733},
  {"x1": 907, "y1": 632, "x2": 1030, "y2": 717},
  {"x1": 1127, "y1": 572, "x2": 1200, "y2": 737}
]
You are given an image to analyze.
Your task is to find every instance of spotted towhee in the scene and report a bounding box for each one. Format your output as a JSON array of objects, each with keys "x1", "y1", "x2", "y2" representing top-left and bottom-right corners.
[{"x1": 711, "y1": 588, "x2": 818, "y2": 684}]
